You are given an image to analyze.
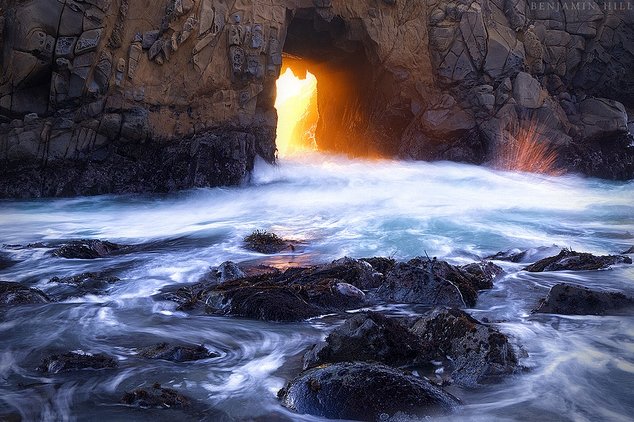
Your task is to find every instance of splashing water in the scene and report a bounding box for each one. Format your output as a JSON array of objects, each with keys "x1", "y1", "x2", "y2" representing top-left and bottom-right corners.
[{"x1": 0, "y1": 153, "x2": 633, "y2": 421}]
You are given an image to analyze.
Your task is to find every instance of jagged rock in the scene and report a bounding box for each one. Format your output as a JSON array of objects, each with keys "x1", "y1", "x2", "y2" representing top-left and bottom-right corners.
[
  {"x1": 303, "y1": 311, "x2": 430, "y2": 369},
  {"x1": 138, "y1": 343, "x2": 218, "y2": 362},
  {"x1": 523, "y1": 249, "x2": 632, "y2": 272},
  {"x1": 360, "y1": 256, "x2": 396, "y2": 276},
  {"x1": 121, "y1": 383, "x2": 190, "y2": 408},
  {"x1": 375, "y1": 258, "x2": 500, "y2": 307},
  {"x1": 410, "y1": 308, "x2": 520, "y2": 387},
  {"x1": 278, "y1": 362, "x2": 460, "y2": 420},
  {"x1": 533, "y1": 283, "x2": 634, "y2": 315},
  {"x1": 622, "y1": 246, "x2": 634, "y2": 254},
  {"x1": 142, "y1": 30, "x2": 159, "y2": 50},
  {"x1": 578, "y1": 98, "x2": 629, "y2": 141},
  {"x1": 51, "y1": 239, "x2": 124, "y2": 259},
  {"x1": 513, "y1": 72, "x2": 545, "y2": 108},
  {"x1": 75, "y1": 29, "x2": 103, "y2": 54},
  {"x1": 0, "y1": 281, "x2": 50, "y2": 306},
  {"x1": 38, "y1": 351, "x2": 117, "y2": 373}
]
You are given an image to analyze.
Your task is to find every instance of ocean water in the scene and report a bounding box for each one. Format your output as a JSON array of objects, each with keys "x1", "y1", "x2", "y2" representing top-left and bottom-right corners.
[{"x1": 1, "y1": 153, "x2": 633, "y2": 421}]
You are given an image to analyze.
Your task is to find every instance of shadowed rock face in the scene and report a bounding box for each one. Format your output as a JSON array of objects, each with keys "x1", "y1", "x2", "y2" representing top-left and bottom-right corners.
[
  {"x1": 138, "y1": 343, "x2": 219, "y2": 362},
  {"x1": 533, "y1": 283, "x2": 634, "y2": 315},
  {"x1": 51, "y1": 239, "x2": 124, "y2": 259},
  {"x1": 121, "y1": 383, "x2": 190, "y2": 408},
  {"x1": 1, "y1": 0, "x2": 633, "y2": 198},
  {"x1": 523, "y1": 249, "x2": 632, "y2": 272},
  {"x1": 278, "y1": 362, "x2": 460, "y2": 420}
]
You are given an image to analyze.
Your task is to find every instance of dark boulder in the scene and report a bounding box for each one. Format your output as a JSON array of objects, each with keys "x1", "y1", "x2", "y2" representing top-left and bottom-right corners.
[
  {"x1": 304, "y1": 312, "x2": 430, "y2": 369},
  {"x1": 533, "y1": 283, "x2": 634, "y2": 315},
  {"x1": 523, "y1": 249, "x2": 632, "y2": 272},
  {"x1": 38, "y1": 351, "x2": 118, "y2": 373},
  {"x1": 48, "y1": 272, "x2": 120, "y2": 297},
  {"x1": 0, "y1": 281, "x2": 50, "y2": 306},
  {"x1": 243, "y1": 230, "x2": 293, "y2": 254},
  {"x1": 622, "y1": 246, "x2": 634, "y2": 254},
  {"x1": 51, "y1": 239, "x2": 124, "y2": 259},
  {"x1": 410, "y1": 308, "x2": 520, "y2": 387},
  {"x1": 278, "y1": 362, "x2": 460, "y2": 420},
  {"x1": 138, "y1": 343, "x2": 219, "y2": 362},
  {"x1": 375, "y1": 258, "x2": 500, "y2": 307},
  {"x1": 286, "y1": 257, "x2": 381, "y2": 290},
  {"x1": 121, "y1": 383, "x2": 190, "y2": 408},
  {"x1": 459, "y1": 261, "x2": 503, "y2": 290}
]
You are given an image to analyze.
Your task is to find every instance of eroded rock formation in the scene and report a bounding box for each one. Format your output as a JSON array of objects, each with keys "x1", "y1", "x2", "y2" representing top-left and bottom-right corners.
[{"x1": 1, "y1": 0, "x2": 633, "y2": 197}]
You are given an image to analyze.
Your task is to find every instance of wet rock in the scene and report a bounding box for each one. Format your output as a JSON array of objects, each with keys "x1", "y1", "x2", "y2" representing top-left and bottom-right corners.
[
  {"x1": 51, "y1": 239, "x2": 124, "y2": 259},
  {"x1": 410, "y1": 308, "x2": 519, "y2": 387},
  {"x1": 201, "y1": 261, "x2": 245, "y2": 284},
  {"x1": 375, "y1": 258, "x2": 499, "y2": 307},
  {"x1": 459, "y1": 261, "x2": 503, "y2": 290},
  {"x1": 288, "y1": 257, "x2": 381, "y2": 290},
  {"x1": 523, "y1": 249, "x2": 632, "y2": 272},
  {"x1": 0, "y1": 281, "x2": 49, "y2": 306},
  {"x1": 533, "y1": 283, "x2": 634, "y2": 316},
  {"x1": 360, "y1": 256, "x2": 396, "y2": 276},
  {"x1": 622, "y1": 246, "x2": 634, "y2": 254},
  {"x1": 49, "y1": 272, "x2": 120, "y2": 291},
  {"x1": 303, "y1": 312, "x2": 430, "y2": 369},
  {"x1": 243, "y1": 230, "x2": 293, "y2": 254},
  {"x1": 0, "y1": 253, "x2": 17, "y2": 270},
  {"x1": 204, "y1": 276, "x2": 365, "y2": 322},
  {"x1": 121, "y1": 383, "x2": 190, "y2": 408},
  {"x1": 38, "y1": 351, "x2": 118, "y2": 373},
  {"x1": 138, "y1": 343, "x2": 218, "y2": 362},
  {"x1": 278, "y1": 362, "x2": 460, "y2": 420}
]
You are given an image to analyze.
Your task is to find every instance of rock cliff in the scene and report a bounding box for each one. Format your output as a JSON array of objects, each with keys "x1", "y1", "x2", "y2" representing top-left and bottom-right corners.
[{"x1": 1, "y1": 0, "x2": 633, "y2": 197}]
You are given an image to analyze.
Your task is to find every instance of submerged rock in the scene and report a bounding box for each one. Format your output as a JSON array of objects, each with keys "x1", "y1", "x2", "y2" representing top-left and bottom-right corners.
[
  {"x1": 38, "y1": 351, "x2": 118, "y2": 373},
  {"x1": 51, "y1": 239, "x2": 124, "y2": 259},
  {"x1": 0, "y1": 281, "x2": 49, "y2": 306},
  {"x1": 410, "y1": 308, "x2": 520, "y2": 387},
  {"x1": 533, "y1": 283, "x2": 634, "y2": 315},
  {"x1": 121, "y1": 383, "x2": 190, "y2": 408},
  {"x1": 243, "y1": 231, "x2": 293, "y2": 254},
  {"x1": 138, "y1": 343, "x2": 218, "y2": 362},
  {"x1": 0, "y1": 253, "x2": 17, "y2": 270},
  {"x1": 361, "y1": 257, "x2": 397, "y2": 276},
  {"x1": 523, "y1": 249, "x2": 632, "y2": 272},
  {"x1": 622, "y1": 246, "x2": 634, "y2": 254},
  {"x1": 278, "y1": 362, "x2": 460, "y2": 420},
  {"x1": 303, "y1": 311, "x2": 430, "y2": 369},
  {"x1": 375, "y1": 258, "x2": 500, "y2": 307}
]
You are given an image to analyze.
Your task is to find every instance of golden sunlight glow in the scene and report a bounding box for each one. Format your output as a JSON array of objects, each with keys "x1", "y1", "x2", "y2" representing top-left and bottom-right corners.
[{"x1": 275, "y1": 68, "x2": 318, "y2": 157}]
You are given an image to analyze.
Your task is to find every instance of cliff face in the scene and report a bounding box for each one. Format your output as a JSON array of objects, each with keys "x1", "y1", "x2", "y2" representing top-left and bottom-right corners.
[{"x1": 1, "y1": 0, "x2": 633, "y2": 197}]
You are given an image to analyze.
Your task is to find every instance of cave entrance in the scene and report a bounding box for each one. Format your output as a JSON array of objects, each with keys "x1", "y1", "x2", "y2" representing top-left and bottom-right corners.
[{"x1": 274, "y1": 8, "x2": 398, "y2": 158}]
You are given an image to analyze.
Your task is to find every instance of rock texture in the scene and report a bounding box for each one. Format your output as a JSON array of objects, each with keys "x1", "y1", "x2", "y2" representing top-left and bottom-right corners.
[
  {"x1": 533, "y1": 283, "x2": 634, "y2": 315},
  {"x1": 1, "y1": 0, "x2": 633, "y2": 197},
  {"x1": 38, "y1": 351, "x2": 118, "y2": 373},
  {"x1": 523, "y1": 249, "x2": 632, "y2": 272},
  {"x1": 0, "y1": 281, "x2": 50, "y2": 307},
  {"x1": 278, "y1": 362, "x2": 460, "y2": 420}
]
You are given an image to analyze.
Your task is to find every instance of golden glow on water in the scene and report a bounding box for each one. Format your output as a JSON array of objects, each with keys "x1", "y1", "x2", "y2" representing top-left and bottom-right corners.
[{"x1": 274, "y1": 68, "x2": 318, "y2": 157}]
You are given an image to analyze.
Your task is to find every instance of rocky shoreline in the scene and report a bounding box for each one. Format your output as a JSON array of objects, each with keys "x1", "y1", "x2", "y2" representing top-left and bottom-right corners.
[{"x1": 1, "y1": 232, "x2": 633, "y2": 420}]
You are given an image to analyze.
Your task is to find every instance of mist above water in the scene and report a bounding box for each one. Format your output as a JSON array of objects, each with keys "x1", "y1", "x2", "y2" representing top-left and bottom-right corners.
[{"x1": 1, "y1": 154, "x2": 633, "y2": 421}]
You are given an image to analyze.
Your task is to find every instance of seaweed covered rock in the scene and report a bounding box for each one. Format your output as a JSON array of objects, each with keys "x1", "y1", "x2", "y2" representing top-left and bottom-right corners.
[
  {"x1": 410, "y1": 308, "x2": 519, "y2": 387},
  {"x1": 48, "y1": 272, "x2": 120, "y2": 298},
  {"x1": 138, "y1": 343, "x2": 218, "y2": 362},
  {"x1": 121, "y1": 383, "x2": 190, "y2": 408},
  {"x1": 51, "y1": 239, "x2": 124, "y2": 259},
  {"x1": 243, "y1": 231, "x2": 293, "y2": 254},
  {"x1": 0, "y1": 281, "x2": 50, "y2": 306},
  {"x1": 533, "y1": 283, "x2": 634, "y2": 315},
  {"x1": 375, "y1": 258, "x2": 500, "y2": 307},
  {"x1": 361, "y1": 257, "x2": 397, "y2": 276},
  {"x1": 285, "y1": 257, "x2": 381, "y2": 290},
  {"x1": 523, "y1": 249, "x2": 631, "y2": 272},
  {"x1": 38, "y1": 351, "x2": 118, "y2": 373},
  {"x1": 278, "y1": 362, "x2": 460, "y2": 420},
  {"x1": 203, "y1": 277, "x2": 365, "y2": 322},
  {"x1": 303, "y1": 312, "x2": 430, "y2": 369}
]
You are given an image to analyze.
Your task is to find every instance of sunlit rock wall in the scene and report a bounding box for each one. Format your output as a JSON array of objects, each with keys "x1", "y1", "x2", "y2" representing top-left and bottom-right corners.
[{"x1": 0, "y1": 0, "x2": 633, "y2": 197}]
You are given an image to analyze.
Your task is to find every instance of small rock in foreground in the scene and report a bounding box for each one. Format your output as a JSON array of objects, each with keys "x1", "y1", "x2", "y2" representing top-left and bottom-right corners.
[
  {"x1": 38, "y1": 351, "x2": 118, "y2": 373},
  {"x1": 278, "y1": 362, "x2": 460, "y2": 420},
  {"x1": 138, "y1": 343, "x2": 218, "y2": 362},
  {"x1": 121, "y1": 383, "x2": 190, "y2": 408},
  {"x1": 51, "y1": 239, "x2": 124, "y2": 259},
  {"x1": 0, "y1": 281, "x2": 50, "y2": 306}
]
